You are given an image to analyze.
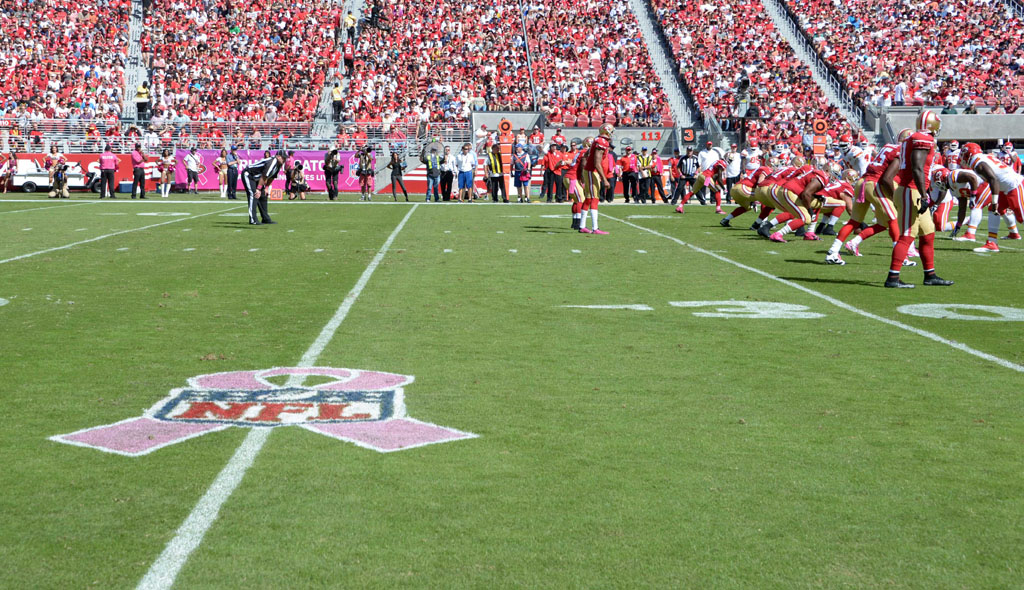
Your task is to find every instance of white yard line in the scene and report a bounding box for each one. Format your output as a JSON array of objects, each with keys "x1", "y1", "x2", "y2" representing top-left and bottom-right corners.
[
  {"x1": 0, "y1": 208, "x2": 240, "y2": 266},
  {"x1": 0, "y1": 201, "x2": 96, "y2": 215},
  {"x1": 136, "y1": 203, "x2": 420, "y2": 590},
  {"x1": 604, "y1": 213, "x2": 1024, "y2": 374}
]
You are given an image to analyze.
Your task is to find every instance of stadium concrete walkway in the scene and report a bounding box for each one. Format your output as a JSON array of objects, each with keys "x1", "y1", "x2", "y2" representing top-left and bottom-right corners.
[
  {"x1": 628, "y1": 0, "x2": 697, "y2": 129},
  {"x1": 759, "y1": 0, "x2": 877, "y2": 142}
]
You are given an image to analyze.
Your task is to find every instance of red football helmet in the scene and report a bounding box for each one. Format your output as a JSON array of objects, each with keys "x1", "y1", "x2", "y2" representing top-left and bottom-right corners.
[
  {"x1": 916, "y1": 110, "x2": 941, "y2": 135},
  {"x1": 930, "y1": 165, "x2": 950, "y2": 190},
  {"x1": 838, "y1": 133, "x2": 853, "y2": 148},
  {"x1": 960, "y1": 142, "x2": 982, "y2": 167},
  {"x1": 1003, "y1": 141, "x2": 1015, "y2": 153}
]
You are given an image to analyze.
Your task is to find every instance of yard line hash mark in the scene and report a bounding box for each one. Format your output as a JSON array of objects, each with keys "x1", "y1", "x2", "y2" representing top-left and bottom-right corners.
[
  {"x1": 604, "y1": 213, "x2": 1024, "y2": 374},
  {"x1": 1, "y1": 208, "x2": 239, "y2": 266}
]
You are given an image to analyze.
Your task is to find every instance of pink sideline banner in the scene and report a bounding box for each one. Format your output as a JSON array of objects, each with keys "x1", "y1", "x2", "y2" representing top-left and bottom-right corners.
[{"x1": 174, "y1": 149, "x2": 371, "y2": 191}]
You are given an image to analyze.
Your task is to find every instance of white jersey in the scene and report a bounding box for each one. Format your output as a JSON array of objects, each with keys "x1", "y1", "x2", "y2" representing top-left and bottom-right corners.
[
  {"x1": 840, "y1": 145, "x2": 869, "y2": 176},
  {"x1": 931, "y1": 167, "x2": 979, "y2": 204},
  {"x1": 942, "y1": 148, "x2": 960, "y2": 170},
  {"x1": 970, "y1": 153, "x2": 1023, "y2": 193}
]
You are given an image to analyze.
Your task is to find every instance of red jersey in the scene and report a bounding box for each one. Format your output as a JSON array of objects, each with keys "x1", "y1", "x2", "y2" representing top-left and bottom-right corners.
[
  {"x1": 528, "y1": 132, "x2": 544, "y2": 145},
  {"x1": 563, "y1": 150, "x2": 580, "y2": 181},
  {"x1": 701, "y1": 160, "x2": 727, "y2": 180},
  {"x1": 584, "y1": 136, "x2": 611, "y2": 174},
  {"x1": 783, "y1": 167, "x2": 829, "y2": 196},
  {"x1": 757, "y1": 166, "x2": 797, "y2": 188},
  {"x1": 817, "y1": 180, "x2": 854, "y2": 200},
  {"x1": 895, "y1": 132, "x2": 936, "y2": 191},
  {"x1": 863, "y1": 144, "x2": 899, "y2": 183},
  {"x1": 738, "y1": 165, "x2": 772, "y2": 189}
]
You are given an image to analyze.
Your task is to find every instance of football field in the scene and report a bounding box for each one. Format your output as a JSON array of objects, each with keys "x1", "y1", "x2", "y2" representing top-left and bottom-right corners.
[{"x1": 2, "y1": 194, "x2": 1022, "y2": 589}]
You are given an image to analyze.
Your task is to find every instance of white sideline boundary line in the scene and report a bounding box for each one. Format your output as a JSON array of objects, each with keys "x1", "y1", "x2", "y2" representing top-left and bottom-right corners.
[
  {"x1": 0, "y1": 201, "x2": 96, "y2": 215},
  {"x1": 136, "y1": 203, "x2": 420, "y2": 590},
  {"x1": 603, "y1": 213, "x2": 1024, "y2": 374},
  {"x1": 0, "y1": 207, "x2": 240, "y2": 265}
]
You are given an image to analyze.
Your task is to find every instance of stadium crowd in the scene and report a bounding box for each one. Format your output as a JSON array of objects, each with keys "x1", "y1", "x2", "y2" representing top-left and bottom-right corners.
[
  {"x1": 652, "y1": 0, "x2": 854, "y2": 144},
  {"x1": 783, "y1": 0, "x2": 1024, "y2": 110},
  {"x1": 141, "y1": 0, "x2": 339, "y2": 123},
  {"x1": 339, "y1": 0, "x2": 531, "y2": 125},
  {"x1": 526, "y1": 0, "x2": 670, "y2": 127},
  {"x1": 0, "y1": 0, "x2": 129, "y2": 121}
]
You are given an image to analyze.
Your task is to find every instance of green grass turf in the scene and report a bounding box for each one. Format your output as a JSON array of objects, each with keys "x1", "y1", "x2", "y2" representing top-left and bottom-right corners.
[{"x1": 1, "y1": 195, "x2": 1022, "y2": 589}]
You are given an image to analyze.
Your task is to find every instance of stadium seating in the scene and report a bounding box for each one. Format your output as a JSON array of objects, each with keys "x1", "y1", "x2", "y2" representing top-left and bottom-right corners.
[
  {"x1": 650, "y1": 0, "x2": 854, "y2": 143},
  {"x1": 142, "y1": 0, "x2": 340, "y2": 123},
  {"x1": 525, "y1": 0, "x2": 671, "y2": 127},
  {"x1": 780, "y1": 0, "x2": 1024, "y2": 109},
  {"x1": 343, "y1": 0, "x2": 532, "y2": 124},
  {"x1": 0, "y1": 0, "x2": 130, "y2": 120}
]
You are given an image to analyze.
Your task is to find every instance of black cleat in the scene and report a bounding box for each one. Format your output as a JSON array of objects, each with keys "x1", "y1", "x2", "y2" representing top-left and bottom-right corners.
[
  {"x1": 814, "y1": 222, "x2": 825, "y2": 234},
  {"x1": 794, "y1": 226, "x2": 806, "y2": 237},
  {"x1": 719, "y1": 218, "x2": 731, "y2": 227},
  {"x1": 923, "y1": 275, "x2": 954, "y2": 286},
  {"x1": 757, "y1": 223, "x2": 774, "y2": 239},
  {"x1": 820, "y1": 225, "x2": 836, "y2": 236},
  {"x1": 884, "y1": 277, "x2": 915, "y2": 288},
  {"x1": 749, "y1": 221, "x2": 762, "y2": 231}
]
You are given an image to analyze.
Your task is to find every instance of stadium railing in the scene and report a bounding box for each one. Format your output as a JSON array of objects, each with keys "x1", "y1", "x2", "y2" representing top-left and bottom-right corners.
[{"x1": 0, "y1": 120, "x2": 471, "y2": 155}]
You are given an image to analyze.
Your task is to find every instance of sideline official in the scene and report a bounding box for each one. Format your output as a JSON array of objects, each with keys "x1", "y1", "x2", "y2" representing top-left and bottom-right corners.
[
  {"x1": 225, "y1": 146, "x2": 240, "y2": 199},
  {"x1": 242, "y1": 150, "x2": 286, "y2": 225}
]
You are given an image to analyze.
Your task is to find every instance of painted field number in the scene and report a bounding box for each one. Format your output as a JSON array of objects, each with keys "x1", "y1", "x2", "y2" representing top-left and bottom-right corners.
[
  {"x1": 897, "y1": 304, "x2": 1024, "y2": 322},
  {"x1": 668, "y1": 301, "x2": 824, "y2": 319}
]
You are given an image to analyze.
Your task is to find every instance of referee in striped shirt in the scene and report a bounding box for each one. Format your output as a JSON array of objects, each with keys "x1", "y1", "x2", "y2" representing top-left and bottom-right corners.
[
  {"x1": 243, "y1": 150, "x2": 287, "y2": 225},
  {"x1": 675, "y1": 147, "x2": 699, "y2": 205}
]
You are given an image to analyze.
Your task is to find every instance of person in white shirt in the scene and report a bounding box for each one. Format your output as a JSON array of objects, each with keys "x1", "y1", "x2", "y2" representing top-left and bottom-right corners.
[
  {"x1": 724, "y1": 144, "x2": 742, "y2": 200},
  {"x1": 184, "y1": 147, "x2": 202, "y2": 194},
  {"x1": 697, "y1": 141, "x2": 721, "y2": 204},
  {"x1": 453, "y1": 143, "x2": 478, "y2": 202}
]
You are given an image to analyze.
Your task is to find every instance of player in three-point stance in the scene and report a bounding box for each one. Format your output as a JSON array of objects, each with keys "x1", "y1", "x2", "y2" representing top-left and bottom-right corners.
[
  {"x1": 579, "y1": 123, "x2": 615, "y2": 234},
  {"x1": 880, "y1": 111, "x2": 952, "y2": 288},
  {"x1": 957, "y1": 142, "x2": 1024, "y2": 253}
]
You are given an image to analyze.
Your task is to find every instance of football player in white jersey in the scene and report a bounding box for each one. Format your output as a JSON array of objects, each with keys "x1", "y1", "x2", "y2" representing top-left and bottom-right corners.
[{"x1": 958, "y1": 142, "x2": 1024, "y2": 252}]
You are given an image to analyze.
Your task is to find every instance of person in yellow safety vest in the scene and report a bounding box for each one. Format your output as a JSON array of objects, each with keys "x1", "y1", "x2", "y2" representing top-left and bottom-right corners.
[
  {"x1": 331, "y1": 83, "x2": 343, "y2": 122},
  {"x1": 487, "y1": 144, "x2": 508, "y2": 203},
  {"x1": 424, "y1": 150, "x2": 442, "y2": 202},
  {"x1": 637, "y1": 147, "x2": 653, "y2": 203}
]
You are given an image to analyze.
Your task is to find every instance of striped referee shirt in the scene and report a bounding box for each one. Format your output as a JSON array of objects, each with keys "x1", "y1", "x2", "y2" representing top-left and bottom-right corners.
[
  {"x1": 245, "y1": 156, "x2": 283, "y2": 181},
  {"x1": 678, "y1": 154, "x2": 698, "y2": 176}
]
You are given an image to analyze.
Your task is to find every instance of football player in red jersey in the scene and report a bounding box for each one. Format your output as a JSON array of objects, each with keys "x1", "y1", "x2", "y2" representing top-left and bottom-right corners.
[
  {"x1": 958, "y1": 142, "x2": 1024, "y2": 252},
  {"x1": 569, "y1": 138, "x2": 591, "y2": 230},
  {"x1": 720, "y1": 160, "x2": 772, "y2": 227},
  {"x1": 758, "y1": 158, "x2": 831, "y2": 242},
  {"x1": 676, "y1": 159, "x2": 726, "y2": 214},
  {"x1": 579, "y1": 124, "x2": 614, "y2": 234},
  {"x1": 880, "y1": 111, "x2": 952, "y2": 288}
]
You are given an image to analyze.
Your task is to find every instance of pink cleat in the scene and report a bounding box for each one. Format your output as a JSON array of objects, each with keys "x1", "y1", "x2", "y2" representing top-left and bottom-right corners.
[
  {"x1": 716, "y1": 208, "x2": 724, "y2": 214},
  {"x1": 907, "y1": 243, "x2": 920, "y2": 258},
  {"x1": 802, "y1": 232, "x2": 820, "y2": 241},
  {"x1": 675, "y1": 204, "x2": 685, "y2": 214},
  {"x1": 1006, "y1": 232, "x2": 1022, "y2": 240},
  {"x1": 769, "y1": 231, "x2": 787, "y2": 243},
  {"x1": 592, "y1": 229, "x2": 609, "y2": 235},
  {"x1": 579, "y1": 227, "x2": 593, "y2": 234},
  {"x1": 973, "y1": 240, "x2": 1000, "y2": 253},
  {"x1": 844, "y1": 241, "x2": 862, "y2": 256}
]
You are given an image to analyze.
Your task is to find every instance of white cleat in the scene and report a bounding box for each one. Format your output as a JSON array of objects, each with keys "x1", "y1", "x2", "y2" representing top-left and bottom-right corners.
[{"x1": 825, "y1": 252, "x2": 846, "y2": 266}]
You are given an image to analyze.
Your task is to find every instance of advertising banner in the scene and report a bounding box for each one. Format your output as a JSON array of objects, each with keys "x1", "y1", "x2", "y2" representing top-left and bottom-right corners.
[
  {"x1": 10, "y1": 153, "x2": 162, "y2": 190},
  {"x1": 174, "y1": 150, "x2": 368, "y2": 192}
]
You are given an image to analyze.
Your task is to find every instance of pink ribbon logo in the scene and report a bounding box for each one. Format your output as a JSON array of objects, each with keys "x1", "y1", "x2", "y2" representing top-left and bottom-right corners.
[{"x1": 50, "y1": 367, "x2": 477, "y2": 455}]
